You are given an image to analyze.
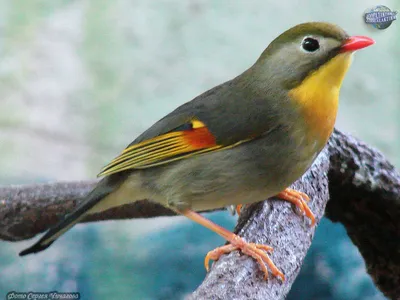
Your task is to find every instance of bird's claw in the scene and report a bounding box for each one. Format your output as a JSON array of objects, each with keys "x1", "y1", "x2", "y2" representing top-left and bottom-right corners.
[
  {"x1": 277, "y1": 188, "x2": 315, "y2": 226},
  {"x1": 204, "y1": 235, "x2": 284, "y2": 281}
]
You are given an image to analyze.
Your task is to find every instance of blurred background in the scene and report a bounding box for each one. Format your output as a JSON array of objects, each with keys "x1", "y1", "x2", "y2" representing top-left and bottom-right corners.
[{"x1": 0, "y1": 0, "x2": 398, "y2": 299}]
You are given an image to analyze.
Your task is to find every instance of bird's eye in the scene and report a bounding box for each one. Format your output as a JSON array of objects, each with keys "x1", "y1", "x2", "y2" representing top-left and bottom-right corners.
[{"x1": 302, "y1": 37, "x2": 320, "y2": 52}]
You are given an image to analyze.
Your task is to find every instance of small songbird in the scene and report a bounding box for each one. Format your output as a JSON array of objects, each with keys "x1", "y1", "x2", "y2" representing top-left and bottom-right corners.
[{"x1": 19, "y1": 22, "x2": 374, "y2": 281}]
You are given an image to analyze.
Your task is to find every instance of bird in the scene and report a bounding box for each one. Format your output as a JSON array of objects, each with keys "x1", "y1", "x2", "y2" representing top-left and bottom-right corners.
[{"x1": 19, "y1": 22, "x2": 374, "y2": 281}]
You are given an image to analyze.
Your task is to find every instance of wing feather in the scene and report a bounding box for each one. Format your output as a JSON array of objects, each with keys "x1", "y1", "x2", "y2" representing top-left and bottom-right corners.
[{"x1": 98, "y1": 120, "x2": 228, "y2": 177}]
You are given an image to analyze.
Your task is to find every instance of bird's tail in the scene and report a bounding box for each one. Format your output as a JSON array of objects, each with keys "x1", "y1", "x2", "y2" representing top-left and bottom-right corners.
[{"x1": 19, "y1": 172, "x2": 129, "y2": 256}]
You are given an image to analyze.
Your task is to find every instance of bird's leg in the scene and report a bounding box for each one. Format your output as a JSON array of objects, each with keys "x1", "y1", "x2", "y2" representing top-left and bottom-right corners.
[
  {"x1": 180, "y1": 209, "x2": 285, "y2": 281},
  {"x1": 236, "y1": 204, "x2": 243, "y2": 215},
  {"x1": 276, "y1": 188, "x2": 315, "y2": 226},
  {"x1": 226, "y1": 204, "x2": 245, "y2": 216}
]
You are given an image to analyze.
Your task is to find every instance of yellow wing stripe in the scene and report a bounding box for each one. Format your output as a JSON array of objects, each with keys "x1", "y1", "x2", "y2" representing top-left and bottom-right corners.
[
  {"x1": 121, "y1": 131, "x2": 184, "y2": 154},
  {"x1": 109, "y1": 137, "x2": 183, "y2": 165},
  {"x1": 104, "y1": 144, "x2": 190, "y2": 174},
  {"x1": 132, "y1": 145, "x2": 223, "y2": 169},
  {"x1": 132, "y1": 139, "x2": 249, "y2": 170},
  {"x1": 99, "y1": 145, "x2": 222, "y2": 175},
  {"x1": 192, "y1": 120, "x2": 205, "y2": 128},
  {"x1": 110, "y1": 141, "x2": 184, "y2": 166}
]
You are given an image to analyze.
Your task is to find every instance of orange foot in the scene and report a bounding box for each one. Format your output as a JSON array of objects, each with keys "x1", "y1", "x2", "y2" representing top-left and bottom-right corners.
[
  {"x1": 205, "y1": 237, "x2": 284, "y2": 281},
  {"x1": 181, "y1": 210, "x2": 285, "y2": 281},
  {"x1": 276, "y1": 188, "x2": 315, "y2": 226},
  {"x1": 235, "y1": 188, "x2": 314, "y2": 225}
]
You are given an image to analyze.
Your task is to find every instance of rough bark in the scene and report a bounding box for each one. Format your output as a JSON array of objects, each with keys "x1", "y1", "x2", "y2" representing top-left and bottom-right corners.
[
  {"x1": 0, "y1": 180, "x2": 177, "y2": 241},
  {"x1": 0, "y1": 129, "x2": 399, "y2": 299},
  {"x1": 326, "y1": 130, "x2": 400, "y2": 299}
]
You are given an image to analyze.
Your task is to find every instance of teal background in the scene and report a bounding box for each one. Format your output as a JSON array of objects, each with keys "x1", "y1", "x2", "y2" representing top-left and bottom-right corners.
[{"x1": 0, "y1": 1, "x2": 398, "y2": 299}]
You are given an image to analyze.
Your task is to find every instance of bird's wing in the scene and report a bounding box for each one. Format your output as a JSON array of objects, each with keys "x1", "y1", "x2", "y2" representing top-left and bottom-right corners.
[
  {"x1": 98, "y1": 80, "x2": 282, "y2": 177},
  {"x1": 98, "y1": 115, "x2": 250, "y2": 177}
]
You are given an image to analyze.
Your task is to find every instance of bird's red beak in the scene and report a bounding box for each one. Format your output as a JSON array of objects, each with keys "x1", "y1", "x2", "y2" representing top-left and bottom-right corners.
[{"x1": 341, "y1": 36, "x2": 375, "y2": 52}]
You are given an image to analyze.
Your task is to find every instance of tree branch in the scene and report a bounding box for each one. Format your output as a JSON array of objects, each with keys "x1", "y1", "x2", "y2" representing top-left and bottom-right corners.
[
  {"x1": 1, "y1": 129, "x2": 399, "y2": 299},
  {"x1": 0, "y1": 180, "x2": 181, "y2": 241},
  {"x1": 326, "y1": 130, "x2": 400, "y2": 299}
]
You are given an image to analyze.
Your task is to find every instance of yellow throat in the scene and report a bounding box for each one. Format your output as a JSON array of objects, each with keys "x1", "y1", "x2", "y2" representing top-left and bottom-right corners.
[{"x1": 289, "y1": 52, "x2": 353, "y2": 144}]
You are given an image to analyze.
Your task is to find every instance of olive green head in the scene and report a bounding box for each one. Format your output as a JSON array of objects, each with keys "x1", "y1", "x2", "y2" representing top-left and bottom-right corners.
[{"x1": 252, "y1": 22, "x2": 350, "y2": 90}]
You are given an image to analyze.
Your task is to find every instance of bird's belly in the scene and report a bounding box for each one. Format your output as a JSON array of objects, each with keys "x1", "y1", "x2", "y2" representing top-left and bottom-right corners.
[
  {"x1": 189, "y1": 143, "x2": 322, "y2": 211},
  {"x1": 189, "y1": 185, "x2": 275, "y2": 212},
  {"x1": 141, "y1": 134, "x2": 321, "y2": 212}
]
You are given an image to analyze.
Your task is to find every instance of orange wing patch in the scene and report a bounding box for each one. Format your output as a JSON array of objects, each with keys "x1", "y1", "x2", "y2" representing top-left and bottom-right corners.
[
  {"x1": 98, "y1": 120, "x2": 222, "y2": 177},
  {"x1": 184, "y1": 126, "x2": 216, "y2": 148}
]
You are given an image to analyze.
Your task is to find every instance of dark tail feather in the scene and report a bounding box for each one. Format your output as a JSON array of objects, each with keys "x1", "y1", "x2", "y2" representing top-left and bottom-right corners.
[
  {"x1": 19, "y1": 172, "x2": 129, "y2": 256},
  {"x1": 19, "y1": 236, "x2": 54, "y2": 256}
]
